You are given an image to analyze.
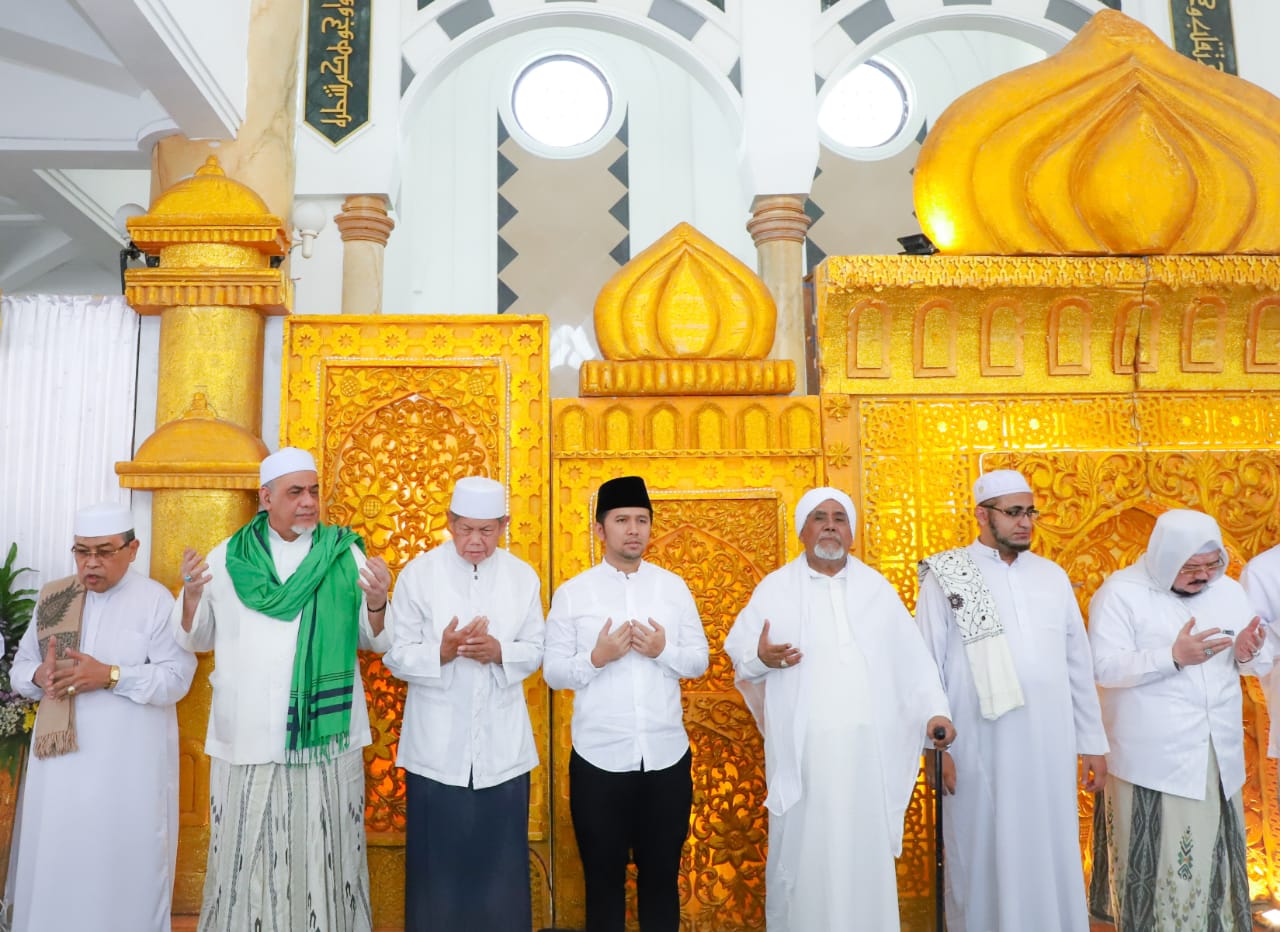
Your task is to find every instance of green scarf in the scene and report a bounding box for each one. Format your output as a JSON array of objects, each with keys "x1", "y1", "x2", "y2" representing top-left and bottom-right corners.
[{"x1": 225, "y1": 511, "x2": 364, "y2": 763}]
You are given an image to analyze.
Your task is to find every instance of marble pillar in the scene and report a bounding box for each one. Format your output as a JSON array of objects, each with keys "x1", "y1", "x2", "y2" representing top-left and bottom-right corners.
[
  {"x1": 747, "y1": 194, "x2": 811, "y2": 394},
  {"x1": 334, "y1": 195, "x2": 395, "y2": 314}
]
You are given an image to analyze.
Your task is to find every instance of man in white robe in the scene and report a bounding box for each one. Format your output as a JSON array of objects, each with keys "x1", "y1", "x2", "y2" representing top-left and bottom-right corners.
[
  {"x1": 384, "y1": 476, "x2": 544, "y2": 932},
  {"x1": 1240, "y1": 545, "x2": 1280, "y2": 758},
  {"x1": 173, "y1": 447, "x2": 392, "y2": 932},
  {"x1": 915, "y1": 469, "x2": 1108, "y2": 932},
  {"x1": 723, "y1": 487, "x2": 954, "y2": 932},
  {"x1": 12, "y1": 502, "x2": 197, "y2": 932},
  {"x1": 1089, "y1": 509, "x2": 1271, "y2": 931}
]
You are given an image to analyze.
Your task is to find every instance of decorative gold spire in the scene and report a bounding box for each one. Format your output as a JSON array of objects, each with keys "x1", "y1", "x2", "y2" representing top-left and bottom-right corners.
[
  {"x1": 914, "y1": 11, "x2": 1280, "y2": 256},
  {"x1": 583, "y1": 222, "x2": 794, "y2": 395}
]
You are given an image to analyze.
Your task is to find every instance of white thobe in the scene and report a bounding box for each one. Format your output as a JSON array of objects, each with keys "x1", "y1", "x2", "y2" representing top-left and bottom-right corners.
[
  {"x1": 171, "y1": 526, "x2": 389, "y2": 764},
  {"x1": 544, "y1": 559, "x2": 708, "y2": 772},
  {"x1": 916, "y1": 542, "x2": 1108, "y2": 932},
  {"x1": 724, "y1": 555, "x2": 949, "y2": 932},
  {"x1": 11, "y1": 571, "x2": 197, "y2": 932},
  {"x1": 1241, "y1": 544, "x2": 1280, "y2": 756},
  {"x1": 384, "y1": 545, "x2": 544, "y2": 787}
]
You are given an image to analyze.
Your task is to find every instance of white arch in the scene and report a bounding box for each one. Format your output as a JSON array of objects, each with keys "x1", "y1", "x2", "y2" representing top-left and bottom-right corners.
[{"x1": 399, "y1": 7, "x2": 742, "y2": 132}]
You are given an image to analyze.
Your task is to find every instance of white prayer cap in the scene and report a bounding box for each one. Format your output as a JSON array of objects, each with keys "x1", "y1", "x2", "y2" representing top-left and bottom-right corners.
[
  {"x1": 973, "y1": 469, "x2": 1032, "y2": 504},
  {"x1": 449, "y1": 476, "x2": 506, "y2": 520},
  {"x1": 73, "y1": 502, "x2": 133, "y2": 537},
  {"x1": 260, "y1": 447, "x2": 317, "y2": 486},
  {"x1": 794, "y1": 487, "x2": 856, "y2": 536}
]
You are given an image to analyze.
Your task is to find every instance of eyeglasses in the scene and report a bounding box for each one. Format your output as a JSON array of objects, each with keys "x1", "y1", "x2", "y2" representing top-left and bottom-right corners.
[
  {"x1": 1176, "y1": 559, "x2": 1224, "y2": 576},
  {"x1": 981, "y1": 504, "x2": 1041, "y2": 521},
  {"x1": 70, "y1": 544, "x2": 131, "y2": 560}
]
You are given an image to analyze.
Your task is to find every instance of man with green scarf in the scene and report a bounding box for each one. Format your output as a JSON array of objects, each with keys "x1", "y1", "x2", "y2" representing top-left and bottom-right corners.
[{"x1": 172, "y1": 447, "x2": 392, "y2": 932}]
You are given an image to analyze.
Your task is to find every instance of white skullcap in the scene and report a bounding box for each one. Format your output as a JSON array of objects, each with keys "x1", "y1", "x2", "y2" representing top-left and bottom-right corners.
[
  {"x1": 794, "y1": 487, "x2": 856, "y2": 536},
  {"x1": 450, "y1": 476, "x2": 506, "y2": 520},
  {"x1": 260, "y1": 447, "x2": 317, "y2": 486},
  {"x1": 973, "y1": 469, "x2": 1032, "y2": 504},
  {"x1": 73, "y1": 502, "x2": 133, "y2": 537}
]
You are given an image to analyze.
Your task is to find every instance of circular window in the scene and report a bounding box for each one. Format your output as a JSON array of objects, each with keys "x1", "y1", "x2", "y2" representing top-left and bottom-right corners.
[
  {"x1": 512, "y1": 55, "x2": 612, "y2": 149},
  {"x1": 818, "y1": 60, "x2": 911, "y2": 153}
]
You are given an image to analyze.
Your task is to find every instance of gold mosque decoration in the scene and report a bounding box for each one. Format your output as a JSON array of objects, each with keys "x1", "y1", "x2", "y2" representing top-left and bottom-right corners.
[
  {"x1": 915, "y1": 10, "x2": 1280, "y2": 256},
  {"x1": 582, "y1": 221, "x2": 795, "y2": 395}
]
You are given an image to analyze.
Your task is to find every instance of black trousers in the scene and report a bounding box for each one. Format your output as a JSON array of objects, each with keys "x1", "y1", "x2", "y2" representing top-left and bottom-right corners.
[{"x1": 569, "y1": 748, "x2": 693, "y2": 932}]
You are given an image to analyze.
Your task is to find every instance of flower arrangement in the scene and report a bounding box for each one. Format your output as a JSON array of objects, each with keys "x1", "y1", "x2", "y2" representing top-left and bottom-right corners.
[{"x1": 0, "y1": 544, "x2": 37, "y2": 740}]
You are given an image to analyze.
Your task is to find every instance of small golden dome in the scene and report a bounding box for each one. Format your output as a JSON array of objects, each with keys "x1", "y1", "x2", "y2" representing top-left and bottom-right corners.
[{"x1": 148, "y1": 156, "x2": 272, "y2": 219}]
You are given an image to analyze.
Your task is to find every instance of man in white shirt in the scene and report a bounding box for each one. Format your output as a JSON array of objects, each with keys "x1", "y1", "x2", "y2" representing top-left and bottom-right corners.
[
  {"x1": 724, "y1": 486, "x2": 954, "y2": 932},
  {"x1": 1089, "y1": 509, "x2": 1270, "y2": 931},
  {"x1": 544, "y1": 475, "x2": 709, "y2": 932},
  {"x1": 384, "y1": 476, "x2": 544, "y2": 932},
  {"x1": 1240, "y1": 545, "x2": 1280, "y2": 759},
  {"x1": 174, "y1": 447, "x2": 392, "y2": 932},
  {"x1": 916, "y1": 469, "x2": 1108, "y2": 932},
  {"x1": 11, "y1": 502, "x2": 196, "y2": 932}
]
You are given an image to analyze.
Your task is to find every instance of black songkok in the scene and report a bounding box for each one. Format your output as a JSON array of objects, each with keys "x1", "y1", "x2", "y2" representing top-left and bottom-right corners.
[{"x1": 595, "y1": 476, "x2": 652, "y2": 521}]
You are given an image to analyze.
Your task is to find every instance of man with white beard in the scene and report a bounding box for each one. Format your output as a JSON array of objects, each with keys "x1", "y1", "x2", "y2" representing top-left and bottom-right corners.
[
  {"x1": 1089, "y1": 509, "x2": 1271, "y2": 931},
  {"x1": 916, "y1": 469, "x2": 1108, "y2": 931},
  {"x1": 724, "y1": 486, "x2": 954, "y2": 931}
]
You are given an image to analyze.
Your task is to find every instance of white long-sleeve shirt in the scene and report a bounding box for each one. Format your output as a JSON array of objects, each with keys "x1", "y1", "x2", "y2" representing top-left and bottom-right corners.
[
  {"x1": 544, "y1": 559, "x2": 708, "y2": 772},
  {"x1": 171, "y1": 525, "x2": 389, "y2": 765},
  {"x1": 1090, "y1": 566, "x2": 1269, "y2": 799},
  {"x1": 383, "y1": 545, "x2": 544, "y2": 788},
  {"x1": 1240, "y1": 544, "x2": 1280, "y2": 756}
]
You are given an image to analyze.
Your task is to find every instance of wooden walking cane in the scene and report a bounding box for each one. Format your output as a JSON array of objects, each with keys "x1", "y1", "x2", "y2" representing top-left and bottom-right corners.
[{"x1": 932, "y1": 727, "x2": 948, "y2": 932}]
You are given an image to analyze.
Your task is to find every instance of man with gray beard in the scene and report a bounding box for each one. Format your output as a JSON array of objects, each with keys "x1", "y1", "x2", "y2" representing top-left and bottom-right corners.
[{"x1": 725, "y1": 486, "x2": 953, "y2": 931}]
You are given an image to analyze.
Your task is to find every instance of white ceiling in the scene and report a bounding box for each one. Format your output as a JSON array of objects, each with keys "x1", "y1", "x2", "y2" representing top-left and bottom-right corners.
[{"x1": 0, "y1": 0, "x2": 246, "y2": 294}]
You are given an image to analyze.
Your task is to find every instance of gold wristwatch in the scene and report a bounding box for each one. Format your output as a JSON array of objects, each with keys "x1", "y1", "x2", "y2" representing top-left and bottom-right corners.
[{"x1": 106, "y1": 665, "x2": 120, "y2": 690}]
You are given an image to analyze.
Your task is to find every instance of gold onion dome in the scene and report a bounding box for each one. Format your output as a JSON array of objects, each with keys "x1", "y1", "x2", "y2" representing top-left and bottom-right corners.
[
  {"x1": 913, "y1": 10, "x2": 1280, "y2": 256},
  {"x1": 583, "y1": 223, "x2": 793, "y2": 394}
]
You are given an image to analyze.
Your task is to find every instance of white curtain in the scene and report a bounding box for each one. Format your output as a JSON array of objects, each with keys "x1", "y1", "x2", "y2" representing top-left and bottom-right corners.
[{"x1": 0, "y1": 295, "x2": 140, "y2": 593}]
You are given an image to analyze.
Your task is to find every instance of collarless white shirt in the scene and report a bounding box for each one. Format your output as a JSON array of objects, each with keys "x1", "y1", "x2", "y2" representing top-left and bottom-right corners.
[
  {"x1": 171, "y1": 525, "x2": 389, "y2": 765},
  {"x1": 384, "y1": 545, "x2": 544, "y2": 788},
  {"x1": 544, "y1": 559, "x2": 709, "y2": 773}
]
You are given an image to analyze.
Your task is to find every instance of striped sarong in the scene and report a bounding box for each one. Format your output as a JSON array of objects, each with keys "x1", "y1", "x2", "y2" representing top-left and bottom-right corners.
[{"x1": 197, "y1": 750, "x2": 373, "y2": 932}]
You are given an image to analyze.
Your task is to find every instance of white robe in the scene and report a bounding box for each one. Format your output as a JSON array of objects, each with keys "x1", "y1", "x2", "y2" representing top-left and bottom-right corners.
[
  {"x1": 1240, "y1": 544, "x2": 1280, "y2": 756},
  {"x1": 724, "y1": 555, "x2": 949, "y2": 932},
  {"x1": 10, "y1": 571, "x2": 197, "y2": 932},
  {"x1": 916, "y1": 542, "x2": 1108, "y2": 932}
]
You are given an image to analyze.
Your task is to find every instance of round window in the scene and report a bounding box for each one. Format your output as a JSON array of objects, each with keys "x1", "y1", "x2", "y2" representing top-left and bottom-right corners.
[
  {"x1": 512, "y1": 55, "x2": 612, "y2": 149},
  {"x1": 818, "y1": 60, "x2": 911, "y2": 153}
]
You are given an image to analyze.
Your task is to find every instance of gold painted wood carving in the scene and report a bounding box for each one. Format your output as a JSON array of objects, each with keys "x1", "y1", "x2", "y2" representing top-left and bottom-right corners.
[
  {"x1": 583, "y1": 223, "x2": 794, "y2": 395},
  {"x1": 816, "y1": 255, "x2": 1280, "y2": 396},
  {"x1": 282, "y1": 315, "x2": 550, "y2": 927},
  {"x1": 914, "y1": 11, "x2": 1280, "y2": 255}
]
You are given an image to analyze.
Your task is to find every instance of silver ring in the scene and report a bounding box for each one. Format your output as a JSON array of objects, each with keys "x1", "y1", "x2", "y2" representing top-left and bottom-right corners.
[
  {"x1": 183, "y1": 574, "x2": 193, "y2": 583},
  {"x1": 1205, "y1": 647, "x2": 1214, "y2": 657},
  {"x1": 780, "y1": 658, "x2": 787, "y2": 668}
]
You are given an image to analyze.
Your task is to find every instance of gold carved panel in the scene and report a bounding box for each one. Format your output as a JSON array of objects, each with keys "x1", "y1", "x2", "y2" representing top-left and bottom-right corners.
[
  {"x1": 551, "y1": 394, "x2": 821, "y2": 930},
  {"x1": 817, "y1": 255, "x2": 1280, "y2": 396},
  {"x1": 281, "y1": 315, "x2": 550, "y2": 928}
]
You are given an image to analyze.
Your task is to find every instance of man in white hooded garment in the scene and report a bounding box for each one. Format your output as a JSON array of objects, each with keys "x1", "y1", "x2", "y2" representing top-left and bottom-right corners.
[
  {"x1": 1089, "y1": 509, "x2": 1271, "y2": 931},
  {"x1": 723, "y1": 486, "x2": 954, "y2": 932},
  {"x1": 915, "y1": 469, "x2": 1108, "y2": 932},
  {"x1": 11, "y1": 502, "x2": 197, "y2": 932}
]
